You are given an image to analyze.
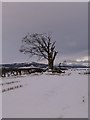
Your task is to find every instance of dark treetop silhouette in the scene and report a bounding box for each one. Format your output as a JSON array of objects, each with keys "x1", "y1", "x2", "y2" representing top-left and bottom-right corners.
[{"x1": 20, "y1": 33, "x2": 58, "y2": 71}]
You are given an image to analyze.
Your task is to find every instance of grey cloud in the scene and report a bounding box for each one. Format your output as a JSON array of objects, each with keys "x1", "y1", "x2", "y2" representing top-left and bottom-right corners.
[{"x1": 2, "y1": 2, "x2": 88, "y2": 63}]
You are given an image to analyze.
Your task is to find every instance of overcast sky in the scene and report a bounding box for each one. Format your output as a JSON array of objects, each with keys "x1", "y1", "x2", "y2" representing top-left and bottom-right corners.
[{"x1": 2, "y1": 2, "x2": 88, "y2": 64}]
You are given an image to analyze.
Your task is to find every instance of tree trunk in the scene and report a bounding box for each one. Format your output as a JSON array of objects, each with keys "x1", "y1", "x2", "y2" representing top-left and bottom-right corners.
[
  {"x1": 48, "y1": 58, "x2": 54, "y2": 71},
  {"x1": 48, "y1": 52, "x2": 54, "y2": 72}
]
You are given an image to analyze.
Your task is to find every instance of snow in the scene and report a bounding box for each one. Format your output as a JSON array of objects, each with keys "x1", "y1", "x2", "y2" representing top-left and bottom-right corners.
[
  {"x1": 1, "y1": 69, "x2": 88, "y2": 118},
  {"x1": 0, "y1": 78, "x2": 2, "y2": 119}
]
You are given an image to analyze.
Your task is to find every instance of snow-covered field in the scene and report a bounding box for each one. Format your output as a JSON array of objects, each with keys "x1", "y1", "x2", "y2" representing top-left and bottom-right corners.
[{"x1": 1, "y1": 69, "x2": 88, "y2": 118}]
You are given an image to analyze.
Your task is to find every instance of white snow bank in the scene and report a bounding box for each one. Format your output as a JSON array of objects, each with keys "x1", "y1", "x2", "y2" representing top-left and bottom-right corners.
[{"x1": 2, "y1": 70, "x2": 88, "y2": 118}]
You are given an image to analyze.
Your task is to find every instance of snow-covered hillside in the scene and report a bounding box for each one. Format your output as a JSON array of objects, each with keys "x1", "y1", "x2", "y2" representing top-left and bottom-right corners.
[{"x1": 2, "y1": 70, "x2": 88, "y2": 118}]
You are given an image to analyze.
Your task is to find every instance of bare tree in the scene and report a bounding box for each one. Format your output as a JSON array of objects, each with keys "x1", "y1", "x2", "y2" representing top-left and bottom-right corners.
[{"x1": 20, "y1": 33, "x2": 58, "y2": 71}]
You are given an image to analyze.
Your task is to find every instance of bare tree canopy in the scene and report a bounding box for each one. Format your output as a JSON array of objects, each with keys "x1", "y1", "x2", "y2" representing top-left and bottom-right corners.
[{"x1": 20, "y1": 33, "x2": 58, "y2": 71}]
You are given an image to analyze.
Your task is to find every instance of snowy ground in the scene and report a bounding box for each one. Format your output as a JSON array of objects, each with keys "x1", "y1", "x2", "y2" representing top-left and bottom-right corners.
[{"x1": 1, "y1": 69, "x2": 88, "y2": 118}]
